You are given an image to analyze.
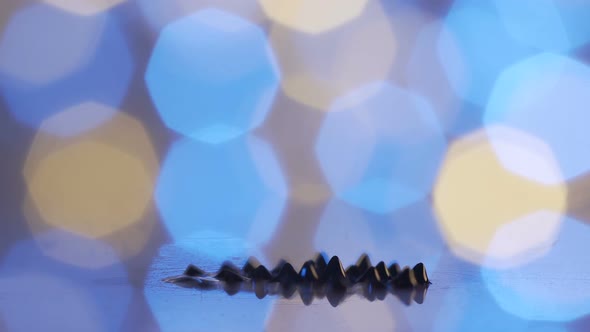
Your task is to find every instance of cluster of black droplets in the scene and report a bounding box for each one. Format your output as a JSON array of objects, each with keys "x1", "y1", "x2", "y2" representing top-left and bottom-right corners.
[{"x1": 164, "y1": 253, "x2": 430, "y2": 307}]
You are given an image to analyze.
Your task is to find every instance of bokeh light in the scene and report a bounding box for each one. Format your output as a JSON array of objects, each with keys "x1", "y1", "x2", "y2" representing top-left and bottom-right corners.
[
  {"x1": 0, "y1": 4, "x2": 133, "y2": 131},
  {"x1": 315, "y1": 198, "x2": 444, "y2": 270},
  {"x1": 0, "y1": 274, "x2": 104, "y2": 332},
  {"x1": 405, "y1": 20, "x2": 462, "y2": 132},
  {"x1": 43, "y1": 0, "x2": 127, "y2": 16},
  {"x1": 145, "y1": 8, "x2": 279, "y2": 144},
  {"x1": 270, "y1": 1, "x2": 395, "y2": 110},
  {"x1": 555, "y1": 0, "x2": 590, "y2": 49},
  {"x1": 433, "y1": 126, "x2": 567, "y2": 268},
  {"x1": 26, "y1": 142, "x2": 152, "y2": 237},
  {"x1": 482, "y1": 217, "x2": 590, "y2": 322},
  {"x1": 316, "y1": 81, "x2": 447, "y2": 214},
  {"x1": 155, "y1": 135, "x2": 287, "y2": 247},
  {"x1": 258, "y1": 0, "x2": 368, "y2": 34},
  {"x1": 314, "y1": 200, "x2": 378, "y2": 264},
  {"x1": 27, "y1": 227, "x2": 123, "y2": 269},
  {"x1": 493, "y1": 0, "x2": 590, "y2": 52},
  {"x1": 145, "y1": 240, "x2": 272, "y2": 332},
  {"x1": 23, "y1": 107, "x2": 158, "y2": 240},
  {"x1": 0, "y1": 4, "x2": 103, "y2": 84},
  {"x1": 255, "y1": 94, "x2": 332, "y2": 206},
  {"x1": 0, "y1": 230, "x2": 132, "y2": 331},
  {"x1": 138, "y1": 0, "x2": 265, "y2": 33},
  {"x1": 493, "y1": 0, "x2": 569, "y2": 52},
  {"x1": 35, "y1": 101, "x2": 118, "y2": 138},
  {"x1": 438, "y1": 0, "x2": 532, "y2": 107},
  {"x1": 484, "y1": 52, "x2": 590, "y2": 181}
]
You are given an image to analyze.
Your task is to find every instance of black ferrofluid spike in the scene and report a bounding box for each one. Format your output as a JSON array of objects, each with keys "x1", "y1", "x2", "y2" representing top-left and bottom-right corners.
[
  {"x1": 242, "y1": 256, "x2": 261, "y2": 278},
  {"x1": 271, "y1": 262, "x2": 300, "y2": 286},
  {"x1": 168, "y1": 254, "x2": 431, "y2": 305},
  {"x1": 374, "y1": 261, "x2": 391, "y2": 283},
  {"x1": 183, "y1": 264, "x2": 205, "y2": 277},
  {"x1": 347, "y1": 253, "x2": 373, "y2": 284},
  {"x1": 314, "y1": 252, "x2": 328, "y2": 277},
  {"x1": 412, "y1": 263, "x2": 430, "y2": 285},
  {"x1": 251, "y1": 265, "x2": 272, "y2": 281},
  {"x1": 251, "y1": 265, "x2": 271, "y2": 299},
  {"x1": 215, "y1": 261, "x2": 246, "y2": 284},
  {"x1": 392, "y1": 266, "x2": 418, "y2": 288},
  {"x1": 356, "y1": 254, "x2": 372, "y2": 275},
  {"x1": 320, "y1": 256, "x2": 348, "y2": 289},
  {"x1": 363, "y1": 267, "x2": 387, "y2": 288},
  {"x1": 299, "y1": 260, "x2": 319, "y2": 284},
  {"x1": 388, "y1": 262, "x2": 401, "y2": 278},
  {"x1": 270, "y1": 259, "x2": 288, "y2": 278}
]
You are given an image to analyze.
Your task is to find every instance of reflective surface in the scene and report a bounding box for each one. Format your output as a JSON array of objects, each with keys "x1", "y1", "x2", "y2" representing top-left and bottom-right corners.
[{"x1": 1, "y1": 0, "x2": 590, "y2": 331}]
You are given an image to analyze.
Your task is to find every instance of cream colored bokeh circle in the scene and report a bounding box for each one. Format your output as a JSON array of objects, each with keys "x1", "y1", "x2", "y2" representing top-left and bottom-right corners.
[
  {"x1": 258, "y1": 0, "x2": 369, "y2": 34},
  {"x1": 23, "y1": 102, "x2": 159, "y2": 241},
  {"x1": 433, "y1": 126, "x2": 567, "y2": 267},
  {"x1": 44, "y1": 0, "x2": 126, "y2": 16},
  {"x1": 270, "y1": 1, "x2": 396, "y2": 110}
]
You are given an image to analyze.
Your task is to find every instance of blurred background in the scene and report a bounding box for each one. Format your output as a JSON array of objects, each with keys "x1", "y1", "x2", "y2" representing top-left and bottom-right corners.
[{"x1": 1, "y1": 0, "x2": 590, "y2": 331}]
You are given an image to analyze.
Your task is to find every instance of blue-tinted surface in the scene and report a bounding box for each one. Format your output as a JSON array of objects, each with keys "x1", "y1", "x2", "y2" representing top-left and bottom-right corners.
[
  {"x1": 482, "y1": 217, "x2": 590, "y2": 322},
  {"x1": 145, "y1": 8, "x2": 279, "y2": 143},
  {"x1": 0, "y1": 230, "x2": 131, "y2": 332},
  {"x1": 155, "y1": 135, "x2": 287, "y2": 245},
  {"x1": 316, "y1": 81, "x2": 447, "y2": 214},
  {"x1": 434, "y1": 273, "x2": 567, "y2": 331},
  {"x1": 145, "y1": 240, "x2": 273, "y2": 332},
  {"x1": 484, "y1": 52, "x2": 590, "y2": 180},
  {"x1": 0, "y1": 4, "x2": 133, "y2": 132}
]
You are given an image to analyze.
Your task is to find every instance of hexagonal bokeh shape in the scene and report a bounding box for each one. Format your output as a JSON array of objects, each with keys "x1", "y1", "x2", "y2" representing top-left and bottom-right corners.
[
  {"x1": 0, "y1": 4, "x2": 103, "y2": 84},
  {"x1": 146, "y1": 8, "x2": 280, "y2": 144},
  {"x1": 270, "y1": 2, "x2": 396, "y2": 111},
  {"x1": 0, "y1": 4, "x2": 133, "y2": 131},
  {"x1": 494, "y1": 0, "x2": 590, "y2": 52},
  {"x1": 315, "y1": 81, "x2": 447, "y2": 214},
  {"x1": 433, "y1": 126, "x2": 567, "y2": 268},
  {"x1": 438, "y1": 0, "x2": 532, "y2": 107},
  {"x1": 556, "y1": 0, "x2": 590, "y2": 49},
  {"x1": 258, "y1": 0, "x2": 369, "y2": 34},
  {"x1": 27, "y1": 142, "x2": 153, "y2": 238},
  {"x1": 482, "y1": 217, "x2": 590, "y2": 322},
  {"x1": 0, "y1": 230, "x2": 132, "y2": 331},
  {"x1": 485, "y1": 52, "x2": 590, "y2": 181},
  {"x1": 23, "y1": 105, "x2": 158, "y2": 239},
  {"x1": 493, "y1": 0, "x2": 569, "y2": 52},
  {"x1": 44, "y1": 0, "x2": 127, "y2": 15},
  {"x1": 155, "y1": 135, "x2": 287, "y2": 246}
]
